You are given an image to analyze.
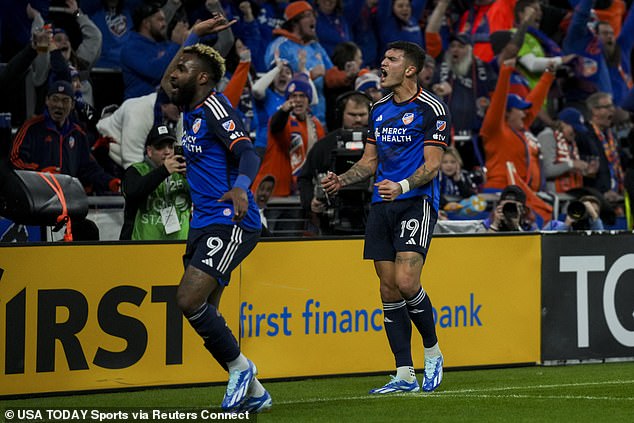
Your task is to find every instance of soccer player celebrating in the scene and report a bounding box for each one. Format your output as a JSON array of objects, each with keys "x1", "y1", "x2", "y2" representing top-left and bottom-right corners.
[
  {"x1": 322, "y1": 41, "x2": 449, "y2": 393},
  {"x1": 164, "y1": 16, "x2": 271, "y2": 412}
]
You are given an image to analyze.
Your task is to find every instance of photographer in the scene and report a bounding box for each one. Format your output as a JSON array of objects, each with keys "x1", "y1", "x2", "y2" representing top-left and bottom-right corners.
[
  {"x1": 298, "y1": 91, "x2": 372, "y2": 235},
  {"x1": 542, "y1": 195, "x2": 604, "y2": 231},
  {"x1": 120, "y1": 124, "x2": 190, "y2": 240},
  {"x1": 483, "y1": 185, "x2": 538, "y2": 232}
]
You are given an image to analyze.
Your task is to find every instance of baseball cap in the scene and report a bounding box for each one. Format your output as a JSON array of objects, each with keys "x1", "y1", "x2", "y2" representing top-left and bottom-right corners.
[
  {"x1": 133, "y1": 2, "x2": 162, "y2": 30},
  {"x1": 354, "y1": 71, "x2": 381, "y2": 92},
  {"x1": 284, "y1": 1, "x2": 313, "y2": 21},
  {"x1": 490, "y1": 30, "x2": 512, "y2": 56},
  {"x1": 449, "y1": 33, "x2": 471, "y2": 46},
  {"x1": 146, "y1": 124, "x2": 177, "y2": 147},
  {"x1": 285, "y1": 75, "x2": 313, "y2": 100},
  {"x1": 558, "y1": 107, "x2": 589, "y2": 134},
  {"x1": 506, "y1": 94, "x2": 532, "y2": 111},
  {"x1": 500, "y1": 185, "x2": 526, "y2": 204},
  {"x1": 47, "y1": 80, "x2": 73, "y2": 98}
]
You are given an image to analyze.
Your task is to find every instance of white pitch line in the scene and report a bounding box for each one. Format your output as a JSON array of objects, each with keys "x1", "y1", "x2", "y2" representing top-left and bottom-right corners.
[{"x1": 273, "y1": 379, "x2": 634, "y2": 406}]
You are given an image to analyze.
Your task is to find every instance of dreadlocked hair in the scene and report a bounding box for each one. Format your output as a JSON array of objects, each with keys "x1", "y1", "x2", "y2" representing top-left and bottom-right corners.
[{"x1": 183, "y1": 43, "x2": 226, "y2": 84}]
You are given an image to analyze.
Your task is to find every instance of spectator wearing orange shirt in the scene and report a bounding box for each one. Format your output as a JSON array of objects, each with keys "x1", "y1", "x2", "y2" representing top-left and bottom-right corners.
[{"x1": 480, "y1": 58, "x2": 555, "y2": 192}]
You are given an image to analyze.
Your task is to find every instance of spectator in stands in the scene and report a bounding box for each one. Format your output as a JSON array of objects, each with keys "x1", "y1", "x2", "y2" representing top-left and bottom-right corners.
[
  {"x1": 120, "y1": 124, "x2": 190, "y2": 240},
  {"x1": 595, "y1": 6, "x2": 634, "y2": 106},
  {"x1": 431, "y1": 33, "x2": 496, "y2": 168},
  {"x1": 579, "y1": 92, "x2": 625, "y2": 203},
  {"x1": 231, "y1": 1, "x2": 268, "y2": 73},
  {"x1": 10, "y1": 80, "x2": 121, "y2": 194},
  {"x1": 254, "y1": 174, "x2": 276, "y2": 236},
  {"x1": 251, "y1": 55, "x2": 294, "y2": 157},
  {"x1": 354, "y1": 70, "x2": 383, "y2": 102},
  {"x1": 254, "y1": 74, "x2": 325, "y2": 197},
  {"x1": 264, "y1": 1, "x2": 333, "y2": 125},
  {"x1": 537, "y1": 107, "x2": 593, "y2": 194},
  {"x1": 298, "y1": 91, "x2": 372, "y2": 235},
  {"x1": 344, "y1": 0, "x2": 379, "y2": 68},
  {"x1": 120, "y1": 1, "x2": 188, "y2": 99},
  {"x1": 542, "y1": 194, "x2": 604, "y2": 231},
  {"x1": 376, "y1": 0, "x2": 425, "y2": 58},
  {"x1": 482, "y1": 185, "x2": 538, "y2": 232},
  {"x1": 418, "y1": 54, "x2": 436, "y2": 90},
  {"x1": 0, "y1": 24, "x2": 51, "y2": 125},
  {"x1": 514, "y1": 0, "x2": 576, "y2": 90},
  {"x1": 480, "y1": 58, "x2": 555, "y2": 193},
  {"x1": 562, "y1": 0, "x2": 612, "y2": 104},
  {"x1": 254, "y1": 0, "x2": 288, "y2": 48},
  {"x1": 29, "y1": 1, "x2": 102, "y2": 111},
  {"x1": 325, "y1": 41, "x2": 364, "y2": 130},
  {"x1": 457, "y1": 0, "x2": 515, "y2": 63},
  {"x1": 315, "y1": 0, "x2": 351, "y2": 58},
  {"x1": 96, "y1": 87, "x2": 182, "y2": 169},
  {"x1": 90, "y1": 0, "x2": 134, "y2": 69},
  {"x1": 439, "y1": 147, "x2": 478, "y2": 212}
]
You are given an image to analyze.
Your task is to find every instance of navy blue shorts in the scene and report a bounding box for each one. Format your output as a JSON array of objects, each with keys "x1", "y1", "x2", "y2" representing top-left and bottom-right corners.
[
  {"x1": 183, "y1": 224, "x2": 259, "y2": 286},
  {"x1": 363, "y1": 197, "x2": 438, "y2": 261}
]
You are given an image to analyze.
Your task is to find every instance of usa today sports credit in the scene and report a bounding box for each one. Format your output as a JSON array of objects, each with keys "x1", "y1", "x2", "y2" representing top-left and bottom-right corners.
[{"x1": 1, "y1": 408, "x2": 254, "y2": 422}]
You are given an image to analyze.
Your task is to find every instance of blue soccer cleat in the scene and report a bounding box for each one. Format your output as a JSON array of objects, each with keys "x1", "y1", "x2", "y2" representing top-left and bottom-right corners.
[
  {"x1": 221, "y1": 359, "x2": 256, "y2": 410},
  {"x1": 239, "y1": 389, "x2": 272, "y2": 413},
  {"x1": 422, "y1": 354, "x2": 443, "y2": 392},
  {"x1": 369, "y1": 376, "x2": 420, "y2": 394}
]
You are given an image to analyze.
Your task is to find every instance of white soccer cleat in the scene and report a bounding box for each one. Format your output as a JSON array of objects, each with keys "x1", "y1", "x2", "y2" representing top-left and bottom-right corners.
[
  {"x1": 369, "y1": 376, "x2": 420, "y2": 394},
  {"x1": 221, "y1": 359, "x2": 256, "y2": 410},
  {"x1": 422, "y1": 354, "x2": 443, "y2": 392}
]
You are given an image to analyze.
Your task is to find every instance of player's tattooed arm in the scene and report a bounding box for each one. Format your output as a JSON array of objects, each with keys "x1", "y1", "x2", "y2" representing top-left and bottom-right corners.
[
  {"x1": 340, "y1": 162, "x2": 374, "y2": 187},
  {"x1": 339, "y1": 143, "x2": 378, "y2": 187},
  {"x1": 406, "y1": 145, "x2": 444, "y2": 189}
]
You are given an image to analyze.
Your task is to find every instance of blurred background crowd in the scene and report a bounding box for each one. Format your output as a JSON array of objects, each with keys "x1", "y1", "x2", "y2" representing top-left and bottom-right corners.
[{"x1": 1, "y1": 0, "x2": 633, "y2": 240}]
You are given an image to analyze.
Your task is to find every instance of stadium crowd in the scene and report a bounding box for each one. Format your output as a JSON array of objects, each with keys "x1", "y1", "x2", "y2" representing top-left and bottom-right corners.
[{"x1": 1, "y1": 0, "x2": 633, "y2": 239}]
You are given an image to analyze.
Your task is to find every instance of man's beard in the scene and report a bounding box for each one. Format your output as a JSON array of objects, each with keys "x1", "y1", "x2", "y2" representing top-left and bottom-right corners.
[
  {"x1": 603, "y1": 43, "x2": 621, "y2": 67},
  {"x1": 172, "y1": 79, "x2": 197, "y2": 108},
  {"x1": 151, "y1": 27, "x2": 166, "y2": 42},
  {"x1": 446, "y1": 48, "x2": 473, "y2": 77}
]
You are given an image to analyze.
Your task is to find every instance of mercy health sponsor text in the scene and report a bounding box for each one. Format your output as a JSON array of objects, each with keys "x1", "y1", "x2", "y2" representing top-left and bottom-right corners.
[{"x1": 3, "y1": 408, "x2": 252, "y2": 422}]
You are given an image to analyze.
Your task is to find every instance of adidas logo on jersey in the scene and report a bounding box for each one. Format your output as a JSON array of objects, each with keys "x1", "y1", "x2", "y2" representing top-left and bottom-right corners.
[
  {"x1": 384, "y1": 317, "x2": 394, "y2": 323},
  {"x1": 376, "y1": 114, "x2": 383, "y2": 122},
  {"x1": 406, "y1": 239, "x2": 417, "y2": 245},
  {"x1": 202, "y1": 258, "x2": 214, "y2": 268}
]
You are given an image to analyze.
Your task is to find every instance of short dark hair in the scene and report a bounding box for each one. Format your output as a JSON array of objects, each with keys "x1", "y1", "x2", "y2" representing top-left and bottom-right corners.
[
  {"x1": 386, "y1": 41, "x2": 425, "y2": 73},
  {"x1": 331, "y1": 41, "x2": 360, "y2": 70},
  {"x1": 183, "y1": 44, "x2": 226, "y2": 85},
  {"x1": 514, "y1": 0, "x2": 539, "y2": 24}
]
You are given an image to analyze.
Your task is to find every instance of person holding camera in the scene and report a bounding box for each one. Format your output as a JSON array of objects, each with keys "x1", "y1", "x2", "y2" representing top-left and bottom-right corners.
[
  {"x1": 542, "y1": 195, "x2": 604, "y2": 231},
  {"x1": 298, "y1": 90, "x2": 372, "y2": 235},
  {"x1": 483, "y1": 185, "x2": 538, "y2": 232},
  {"x1": 120, "y1": 124, "x2": 190, "y2": 240}
]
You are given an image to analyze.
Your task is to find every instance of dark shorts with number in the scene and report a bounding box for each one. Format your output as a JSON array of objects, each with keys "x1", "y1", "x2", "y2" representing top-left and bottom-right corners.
[
  {"x1": 183, "y1": 224, "x2": 260, "y2": 286},
  {"x1": 363, "y1": 196, "x2": 438, "y2": 261}
]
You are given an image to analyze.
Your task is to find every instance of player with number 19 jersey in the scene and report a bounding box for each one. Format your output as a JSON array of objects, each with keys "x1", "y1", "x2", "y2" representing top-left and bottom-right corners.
[
  {"x1": 368, "y1": 87, "x2": 450, "y2": 210},
  {"x1": 180, "y1": 91, "x2": 261, "y2": 231}
]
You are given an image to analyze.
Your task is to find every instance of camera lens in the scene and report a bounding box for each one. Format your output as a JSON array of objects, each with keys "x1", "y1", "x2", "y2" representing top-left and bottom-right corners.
[
  {"x1": 502, "y1": 202, "x2": 519, "y2": 220},
  {"x1": 567, "y1": 200, "x2": 587, "y2": 220}
]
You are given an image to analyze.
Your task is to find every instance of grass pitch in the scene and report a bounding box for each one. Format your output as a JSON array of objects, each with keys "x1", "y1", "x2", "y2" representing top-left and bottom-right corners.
[{"x1": 3, "y1": 362, "x2": 634, "y2": 422}]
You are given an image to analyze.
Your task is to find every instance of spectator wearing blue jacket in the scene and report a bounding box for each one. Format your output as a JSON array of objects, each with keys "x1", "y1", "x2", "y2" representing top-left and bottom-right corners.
[
  {"x1": 595, "y1": 5, "x2": 634, "y2": 106},
  {"x1": 90, "y1": 0, "x2": 134, "y2": 69},
  {"x1": 562, "y1": 0, "x2": 612, "y2": 102},
  {"x1": 376, "y1": 0, "x2": 427, "y2": 56},
  {"x1": 344, "y1": 0, "x2": 379, "y2": 68},
  {"x1": 120, "y1": 2, "x2": 187, "y2": 99},
  {"x1": 315, "y1": 0, "x2": 351, "y2": 58},
  {"x1": 265, "y1": 1, "x2": 332, "y2": 126}
]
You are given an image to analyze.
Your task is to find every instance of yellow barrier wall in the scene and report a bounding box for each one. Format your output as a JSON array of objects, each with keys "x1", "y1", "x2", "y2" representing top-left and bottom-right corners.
[{"x1": 0, "y1": 235, "x2": 541, "y2": 396}]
